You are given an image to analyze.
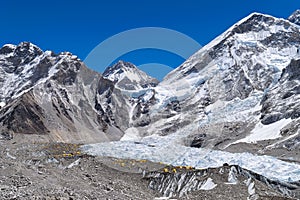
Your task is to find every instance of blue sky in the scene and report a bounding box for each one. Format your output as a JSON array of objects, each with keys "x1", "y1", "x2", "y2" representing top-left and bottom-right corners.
[{"x1": 1, "y1": 0, "x2": 299, "y2": 80}]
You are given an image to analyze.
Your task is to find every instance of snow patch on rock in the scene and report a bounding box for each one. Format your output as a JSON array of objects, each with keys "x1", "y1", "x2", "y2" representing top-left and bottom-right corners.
[{"x1": 232, "y1": 118, "x2": 292, "y2": 144}]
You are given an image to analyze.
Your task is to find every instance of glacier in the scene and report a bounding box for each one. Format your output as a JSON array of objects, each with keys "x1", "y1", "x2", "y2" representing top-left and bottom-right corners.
[{"x1": 82, "y1": 125, "x2": 300, "y2": 182}]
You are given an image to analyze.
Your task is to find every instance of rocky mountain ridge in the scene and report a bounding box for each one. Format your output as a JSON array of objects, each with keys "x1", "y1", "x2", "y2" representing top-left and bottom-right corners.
[
  {"x1": 0, "y1": 42, "x2": 157, "y2": 143},
  {"x1": 1, "y1": 11, "x2": 300, "y2": 153}
]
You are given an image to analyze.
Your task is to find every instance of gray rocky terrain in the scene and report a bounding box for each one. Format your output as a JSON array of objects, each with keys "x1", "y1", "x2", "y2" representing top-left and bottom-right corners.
[{"x1": 0, "y1": 140, "x2": 297, "y2": 200}]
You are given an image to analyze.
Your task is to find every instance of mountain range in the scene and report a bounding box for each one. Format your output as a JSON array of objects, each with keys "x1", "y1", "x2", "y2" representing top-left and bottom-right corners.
[{"x1": 1, "y1": 9, "x2": 300, "y2": 199}]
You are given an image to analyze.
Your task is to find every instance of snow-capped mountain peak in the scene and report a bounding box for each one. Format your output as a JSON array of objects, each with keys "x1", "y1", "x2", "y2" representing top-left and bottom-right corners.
[
  {"x1": 128, "y1": 11, "x2": 300, "y2": 149},
  {"x1": 0, "y1": 44, "x2": 16, "y2": 54},
  {"x1": 0, "y1": 42, "x2": 85, "y2": 102},
  {"x1": 14, "y1": 42, "x2": 43, "y2": 59},
  {"x1": 165, "y1": 11, "x2": 300, "y2": 88},
  {"x1": 103, "y1": 60, "x2": 137, "y2": 82},
  {"x1": 288, "y1": 9, "x2": 300, "y2": 26},
  {"x1": 0, "y1": 42, "x2": 129, "y2": 143},
  {"x1": 0, "y1": 42, "x2": 43, "y2": 66},
  {"x1": 103, "y1": 61, "x2": 158, "y2": 90},
  {"x1": 166, "y1": 12, "x2": 293, "y2": 84}
]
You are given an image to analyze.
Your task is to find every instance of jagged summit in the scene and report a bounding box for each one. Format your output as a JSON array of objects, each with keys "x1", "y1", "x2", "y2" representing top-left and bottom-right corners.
[
  {"x1": 9, "y1": 42, "x2": 42, "y2": 56},
  {"x1": 1, "y1": 42, "x2": 42, "y2": 52},
  {"x1": 103, "y1": 60, "x2": 137, "y2": 80},
  {"x1": 103, "y1": 60, "x2": 158, "y2": 90},
  {"x1": 0, "y1": 42, "x2": 43, "y2": 67},
  {"x1": 288, "y1": 9, "x2": 300, "y2": 26},
  {"x1": 0, "y1": 42, "x2": 83, "y2": 102},
  {"x1": 231, "y1": 12, "x2": 284, "y2": 34},
  {"x1": 0, "y1": 44, "x2": 16, "y2": 54}
]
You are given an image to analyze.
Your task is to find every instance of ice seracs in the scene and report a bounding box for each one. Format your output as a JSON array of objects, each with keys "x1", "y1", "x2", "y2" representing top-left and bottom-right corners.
[
  {"x1": 0, "y1": 102, "x2": 5, "y2": 108},
  {"x1": 200, "y1": 178, "x2": 217, "y2": 190}
]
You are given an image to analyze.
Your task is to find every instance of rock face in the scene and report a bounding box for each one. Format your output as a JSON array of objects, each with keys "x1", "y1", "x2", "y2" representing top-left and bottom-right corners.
[
  {"x1": 261, "y1": 59, "x2": 300, "y2": 125},
  {"x1": 257, "y1": 59, "x2": 300, "y2": 151}
]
